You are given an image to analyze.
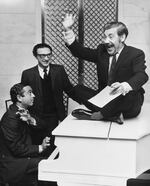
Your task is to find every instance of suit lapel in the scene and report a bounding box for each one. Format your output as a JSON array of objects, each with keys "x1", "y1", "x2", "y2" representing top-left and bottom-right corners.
[
  {"x1": 50, "y1": 64, "x2": 57, "y2": 90},
  {"x1": 99, "y1": 45, "x2": 110, "y2": 78},
  {"x1": 34, "y1": 64, "x2": 56, "y2": 96},
  {"x1": 115, "y1": 45, "x2": 128, "y2": 71},
  {"x1": 9, "y1": 104, "x2": 19, "y2": 113},
  {"x1": 106, "y1": 54, "x2": 110, "y2": 73},
  {"x1": 34, "y1": 66, "x2": 43, "y2": 97},
  {"x1": 103, "y1": 53, "x2": 110, "y2": 80}
]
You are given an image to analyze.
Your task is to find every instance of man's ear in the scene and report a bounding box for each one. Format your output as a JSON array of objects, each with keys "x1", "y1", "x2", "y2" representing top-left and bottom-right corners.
[
  {"x1": 17, "y1": 95, "x2": 22, "y2": 103},
  {"x1": 120, "y1": 34, "x2": 126, "y2": 43}
]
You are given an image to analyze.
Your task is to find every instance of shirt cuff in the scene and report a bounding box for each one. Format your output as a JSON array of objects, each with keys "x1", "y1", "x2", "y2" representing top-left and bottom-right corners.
[{"x1": 62, "y1": 30, "x2": 75, "y2": 45}]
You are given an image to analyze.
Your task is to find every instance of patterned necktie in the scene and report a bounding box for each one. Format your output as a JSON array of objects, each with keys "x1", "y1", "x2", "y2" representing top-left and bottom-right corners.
[
  {"x1": 108, "y1": 54, "x2": 117, "y2": 86},
  {"x1": 43, "y1": 68, "x2": 48, "y2": 79}
]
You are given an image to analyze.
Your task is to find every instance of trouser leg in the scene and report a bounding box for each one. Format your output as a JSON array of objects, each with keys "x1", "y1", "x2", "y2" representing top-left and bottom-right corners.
[{"x1": 100, "y1": 92, "x2": 144, "y2": 119}]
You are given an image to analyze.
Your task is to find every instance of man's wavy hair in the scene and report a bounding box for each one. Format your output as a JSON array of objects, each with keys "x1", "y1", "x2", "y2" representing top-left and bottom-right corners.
[
  {"x1": 10, "y1": 83, "x2": 25, "y2": 104},
  {"x1": 32, "y1": 43, "x2": 53, "y2": 57},
  {"x1": 104, "y1": 21, "x2": 128, "y2": 38}
]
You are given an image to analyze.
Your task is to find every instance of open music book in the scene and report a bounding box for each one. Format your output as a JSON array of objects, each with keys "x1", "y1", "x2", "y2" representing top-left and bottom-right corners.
[{"x1": 88, "y1": 86, "x2": 121, "y2": 108}]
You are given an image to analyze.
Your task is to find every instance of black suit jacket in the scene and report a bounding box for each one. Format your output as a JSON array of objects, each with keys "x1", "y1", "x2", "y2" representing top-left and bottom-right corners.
[
  {"x1": 67, "y1": 41, "x2": 148, "y2": 92},
  {"x1": 21, "y1": 64, "x2": 81, "y2": 121},
  {"x1": 0, "y1": 104, "x2": 40, "y2": 183}
]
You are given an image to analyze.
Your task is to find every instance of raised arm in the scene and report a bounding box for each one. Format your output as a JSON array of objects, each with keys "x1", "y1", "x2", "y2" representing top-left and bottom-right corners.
[{"x1": 62, "y1": 13, "x2": 98, "y2": 63}]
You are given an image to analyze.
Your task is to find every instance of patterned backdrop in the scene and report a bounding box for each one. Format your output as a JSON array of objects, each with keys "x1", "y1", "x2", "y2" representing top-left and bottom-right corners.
[
  {"x1": 83, "y1": 0, "x2": 118, "y2": 90},
  {"x1": 42, "y1": 0, "x2": 118, "y2": 114}
]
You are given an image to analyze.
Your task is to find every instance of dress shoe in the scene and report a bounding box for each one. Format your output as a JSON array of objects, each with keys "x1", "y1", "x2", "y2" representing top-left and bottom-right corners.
[
  {"x1": 72, "y1": 109, "x2": 124, "y2": 124},
  {"x1": 72, "y1": 109, "x2": 93, "y2": 120}
]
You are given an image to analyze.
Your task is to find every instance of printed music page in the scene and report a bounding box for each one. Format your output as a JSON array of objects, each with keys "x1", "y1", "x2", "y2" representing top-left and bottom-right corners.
[{"x1": 88, "y1": 86, "x2": 121, "y2": 107}]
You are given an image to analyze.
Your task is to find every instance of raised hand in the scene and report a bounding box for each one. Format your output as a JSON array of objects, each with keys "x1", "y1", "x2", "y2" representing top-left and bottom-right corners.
[
  {"x1": 16, "y1": 109, "x2": 36, "y2": 126},
  {"x1": 62, "y1": 13, "x2": 76, "y2": 31},
  {"x1": 16, "y1": 109, "x2": 30, "y2": 122}
]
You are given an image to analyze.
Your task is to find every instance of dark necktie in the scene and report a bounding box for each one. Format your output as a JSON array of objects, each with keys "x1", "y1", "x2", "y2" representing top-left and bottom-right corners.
[
  {"x1": 43, "y1": 68, "x2": 48, "y2": 79},
  {"x1": 108, "y1": 54, "x2": 117, "y2": 86}
]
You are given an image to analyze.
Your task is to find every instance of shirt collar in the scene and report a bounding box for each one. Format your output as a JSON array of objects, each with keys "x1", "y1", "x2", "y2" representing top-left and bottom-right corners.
[
  {"x1": 38, "y1": 65, "x2": 50, "y2": 79},
  {"x1": 109, "y1": 45, "x2": 124, "y2": 60},
  {"x1": 117, "y1": 45, "x2": 124, "y2": 56},
  {"x1": 16, "y1": 104, "x2": 28, "y2": 112}
]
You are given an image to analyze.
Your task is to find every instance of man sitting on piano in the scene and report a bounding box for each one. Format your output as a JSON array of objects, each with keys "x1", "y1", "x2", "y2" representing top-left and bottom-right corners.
[
  {"x1": 0, "y1": 83, "x2": 56, "y2": 186},
  {"x1": 62, "y1": 13, "x2": 149, "y2": 124}
]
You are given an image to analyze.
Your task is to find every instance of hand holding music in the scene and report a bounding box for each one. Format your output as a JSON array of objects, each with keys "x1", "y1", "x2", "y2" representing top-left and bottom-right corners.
[
  {"x1": 110, "y1": 82, "x2": 131, "y2": 96},
  {"x1": 110, "y1": 82, "x2": 121, "y2": 95}
]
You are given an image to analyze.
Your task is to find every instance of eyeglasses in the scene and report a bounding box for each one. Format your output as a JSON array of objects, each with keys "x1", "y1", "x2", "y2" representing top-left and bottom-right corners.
[{"x1": 37, "y1": 53, "x2": 52, "y2": 59}]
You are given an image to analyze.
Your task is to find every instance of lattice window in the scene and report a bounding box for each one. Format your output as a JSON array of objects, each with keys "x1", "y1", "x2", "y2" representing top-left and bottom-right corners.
[
  {"x1": 83, "y1": 0, "x2": 118, "y2": 90},
  {"x1": 44, "y1": 0, "x2": 79, "y2": 85},
  {"x1": 42, "y1": 0, "x2": 118, "y2": 114}
]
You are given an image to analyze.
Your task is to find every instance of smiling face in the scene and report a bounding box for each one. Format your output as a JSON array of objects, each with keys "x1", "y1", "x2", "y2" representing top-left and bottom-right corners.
[
  {"x1": 102, "y1": 27, "x2": 126, "y2": 55},
  {"x1": 18, "y1": 86, "x2": 35, "y2": 109},
  {"x1": 36, "y1": 47, "x2": 52, "y2": 69}
]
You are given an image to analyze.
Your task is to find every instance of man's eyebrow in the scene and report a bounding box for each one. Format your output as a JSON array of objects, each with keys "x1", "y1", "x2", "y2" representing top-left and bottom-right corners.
[
  {"x1": 108, "y1": 33, "x2": 113, "y2": 36},
  {"x1": 103, "y1": 33, "x2": 113, "y2": 37}
]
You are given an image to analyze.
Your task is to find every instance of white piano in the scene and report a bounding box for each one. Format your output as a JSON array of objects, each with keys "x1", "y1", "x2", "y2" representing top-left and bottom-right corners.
[{"x1": 39, "y1": 103, "x2": 150, "y2": 186}]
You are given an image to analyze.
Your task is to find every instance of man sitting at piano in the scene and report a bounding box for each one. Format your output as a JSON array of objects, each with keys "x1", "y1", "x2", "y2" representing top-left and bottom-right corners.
[{"x1": 0, "y1": 83, "x2": 55, "y2": 186}]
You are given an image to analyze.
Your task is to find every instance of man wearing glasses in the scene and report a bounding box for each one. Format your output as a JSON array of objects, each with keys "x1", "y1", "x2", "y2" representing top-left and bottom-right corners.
[{"x1": 21, "y1": 43, "x2": 81, "y2": 148}]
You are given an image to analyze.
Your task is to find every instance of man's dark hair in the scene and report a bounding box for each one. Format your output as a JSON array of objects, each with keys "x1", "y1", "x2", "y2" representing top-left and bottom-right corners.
[
  {"x1": 10, "y1": 83, "x2": 25, "y2": 104},
  {"x1": 104, "y1": 21, "x2": 128, "y2": 38},
  {"x1": 32, "y1": 43, "x2": 53, "y2": 57}
]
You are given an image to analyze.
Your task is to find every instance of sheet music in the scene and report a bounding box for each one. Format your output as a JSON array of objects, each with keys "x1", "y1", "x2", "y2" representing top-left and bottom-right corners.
[{"x1": 88, "y1": 86, "x2": 121, "y2": 107}]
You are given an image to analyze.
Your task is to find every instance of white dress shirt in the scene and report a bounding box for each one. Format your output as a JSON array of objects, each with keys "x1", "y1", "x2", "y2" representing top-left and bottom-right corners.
[{"x1": 38, "y1": 65, "x2": 50, "y2": 79}]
